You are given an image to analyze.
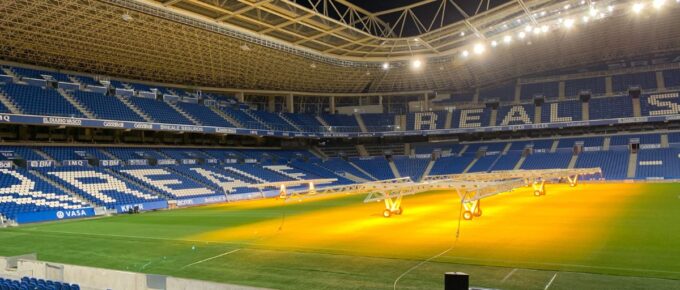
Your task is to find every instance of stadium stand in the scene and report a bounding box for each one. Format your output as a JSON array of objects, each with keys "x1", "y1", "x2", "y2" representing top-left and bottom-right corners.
[
  {"x1": 612, "y1": 71, "x2": 657, "y2": 93},
  {"x1": 479, "y1": 84, "x2": 515, "y2": 102},
  {"x1": 124, "y1": 97, "x2": 194, "y2": 125},
  {"x1": 588, "y1": 96, "x2": 634, "y2": 119},
  {"x1": 392, "y1": 156, "x2": 430, "y2": 181},
  {"x1": 565, "y1": 76, "x2": 606, "y2": 97},
  {"x1": 321, "y1": 114, "x2": 359, "y2": 132},
  {"x1": 174, "y1": 101, "x2": 234, "y2": 127},
  {"x1": 349, "y1": 157, "x2": 395, "y2": 180},
  {"x1": 71, "y1": 91, "x2": 146, "y2": 122},
  {"x1": 521, "y1": 82, "x2": 558, "y2": 100},
  {"x1": 0, "y1": 277, "x2": 80, "y2": 290},
  {"x1": 521, "y1": 151, "x2": 573, "y2": 169},
  {"x1": 428, "y1": 155, "x2": 475, "y2": 175},
  {"x1": 0, "y1": 83, "x2": 85, "y2": 118}
]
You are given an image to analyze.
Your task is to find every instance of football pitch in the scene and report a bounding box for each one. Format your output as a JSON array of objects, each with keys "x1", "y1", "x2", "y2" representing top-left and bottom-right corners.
[{"x1": 1, "y1": 183, "x2": 680, "y2": 289}]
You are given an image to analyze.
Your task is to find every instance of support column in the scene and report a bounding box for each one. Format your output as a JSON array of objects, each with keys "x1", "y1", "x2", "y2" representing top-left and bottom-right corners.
[
  {"x1": 656, "y1": 71, "x2": 665, "y2": 90},
  {"x1": 267, "y1": 96, "x2": 276, "y2": 112},
  {"x1": 423, "y1": 93, "x2": 430, "y2": 111},
  {"x1": 514, "y1": 80, "x2": 521, "y2": 103},
  {"x1": 605, "y1": 76, "x2": 613, "y2": 96},
  {"x1": 329, "y1": 96, "x2": 336, "y2": 114},
  {"x1": 473, "y1": 88, "x2": 480, "y2": 103},
  {"x1": 235, "y1": 92, "x2": 245, "y2": 103},
  {"x1": 286, "y1": 94, "x2": 294, "y2": 113},
  {"x1": 558, "y1": 81, "x2": 566, "y2": 100}
]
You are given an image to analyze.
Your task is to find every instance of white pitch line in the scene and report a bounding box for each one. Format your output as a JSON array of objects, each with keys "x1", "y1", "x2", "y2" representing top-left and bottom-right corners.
[
  {"x1": 181, "y1": 248, "x2": 241, "y2": 270},
  {"x1": 544, "y1": 273, "x2": 558, "y2": 290},
  {"x1": 501, "y1": 268, "x2": 517, "y2": 283}
]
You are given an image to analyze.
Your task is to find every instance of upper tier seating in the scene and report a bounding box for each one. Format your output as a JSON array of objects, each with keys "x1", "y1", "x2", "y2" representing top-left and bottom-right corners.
[
  {"x1": 541, "y1": 100, "x2": 582, "y2": 123},
  {"x1": 609, "y1": 134, "x2": 661, "y2": 147},
  {"x1": 408, "y1": 111, "x2": 447, "y2": 130},
  {"x1": 106, "y1": 148, "x2": 168, "y2": 160},
  {"x1": 521, "y1": 82, "x2": 558, "y2": 100},
  {"x1": 479, "y1": 84, "x2": 514, "y2": 102},
  {"x1": 0, "y1": 146, "x2": 47, "y2": 160},
  {"x1": 71, "y1": 91, "x2": 146, "y2": 122},
  {"x1": 321, "y1": 114, "x2": 359, "y2": 132},
  {"x1": 250, "y1": 110, "x2": 297, "y2": 131},
  {"x1": 464, "y1": 142, "x2": 506, "y2": 155},
  {"x1": 467, "y1": 154, "x2": 500, "y2": 173},
  {"x1": 349, "y1": 157, "x2": 395, "y2": 180},
  {"x1": 489, "y1": 152, "x2": 522, "y2": 171},
  {"x1": 663, "y1": 69, "x2": 680, "y2": 89},
  {"x1": 175, "y1": 101, "x2": 234, "y2": 127},
  {"x1": 362, "y1": 113, "x2": 396, "y2": 132},
  {"x1": 74, "y1": 75, "x2": 102, "y2": 87},
  {"x1": 509, "y1": 139, "x2": 554, "y2": 151},
  {"x1": 125, "y1": 97, "x2": 193, "y2": 125},
  {"x1": 0, "y1": 168, "x2": 89, "y2": 219},
  {"x1": 557, "y1": 137, "x2": 604, "y2": 148},
  {"x1": 612, "y1": 71, "x2": 657, "y2": 93},
  {"x1": 11, "y1": 67, "x2": 71, "y2": 83},
  {"x1": 565, "y1": 77, "x2": 606, "y2": 97},
  {"x1": 220, "y1": 108, "x2": 265, "y2": 129},
  {"x1": 589, "y1": 96, "x2": 634, "y2": 119},
  {"x1": 496, "y1": 105, "x2": 535, "y2": 125},
  {"x1": 283, "y1": 113, "x2": 322, "y2": 132},
  {"x1": 44, "y1": 167, "x2": 163, "y2": 208},
  {"x1": 1, "y1": 83, "x2": 85, "y2": 118}
]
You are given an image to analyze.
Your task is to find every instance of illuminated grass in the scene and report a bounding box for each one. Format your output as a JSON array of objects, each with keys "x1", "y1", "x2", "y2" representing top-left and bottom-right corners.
[{"x1": 0, "y1": 183, "x2": 679, "y2": 289}]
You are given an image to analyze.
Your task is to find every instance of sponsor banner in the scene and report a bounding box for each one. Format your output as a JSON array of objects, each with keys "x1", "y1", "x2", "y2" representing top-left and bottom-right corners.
[
  {"x1": 180, "y1": 159, "x2": 198, "y2": 165},
  {"x1": 157, "y1": 159, "x2": 177, "y2": 165},
  {"x1": 225, "y1": 158, "x2": 238, "y2": 164},
  {"x1": 57, "y1": 82, "x2": 79, "y2": 91},
  {"x1": 127, "y1": 159, "x2": 149, "y2": 166},
  {"x1": 27, "y1": 160, "x2": 55, "y2": 168},
  {"x1": 115, "y1": 200, "x2": 168, "y2": 213},
  {"x1": 0, "y1": 161, "x2": 13, "y2": 168},
  {"x1": 175, "y1": 195, "x2": 227, "y2": 207},
  {"x1": 14, "y1": 207, "x2": 96, "y2": 224},
  {"x1": 99, "y1": 159, "x2": 122, "y2": 167},
  {"x1": 244, "y1": 158, "x2": 257, "y2": 164},
  {"x1": 205, "y1": 158, "x2": 219, "y2": 164},
  {"x1": 62, "y1": 160, "x2": 88, "y2": 166}
]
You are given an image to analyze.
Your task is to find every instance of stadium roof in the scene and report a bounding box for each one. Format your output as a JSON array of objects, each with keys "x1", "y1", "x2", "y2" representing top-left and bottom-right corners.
[{"x1": 0, "y1": 0, "x2": 679, "y2": 94}]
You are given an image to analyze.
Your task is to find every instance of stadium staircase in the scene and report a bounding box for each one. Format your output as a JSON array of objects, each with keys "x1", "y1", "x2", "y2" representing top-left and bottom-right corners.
[
  {"x1": 444, "y1": 111, "x2": 453, "y2": 129},
  {"x1": 395, "y1": 115, "x2": 406, "y2": 131},
  {"x1": 348, "y1": 161, "x2": 378, "y2": 180},
  {"x1": 103, "y1": 168, "x2": 161, "y2": 197},
  {"x1": 30, "y1": 170, "x2": 94, "y2": 207},
  {"x1": 279, "y1": 113, "x2": 303, "y2": 131},
  {"x1": 67, "y1": 76, "x2": 82, "y2": 86},
  {"x1": 534, "y1": 105, "x2": 542, "y2": 123},
  {"x1": 388, "y1": 160, "x2": 401, "y2": 178},
  {"x1": 0, "y1": 90, "x2": 22, "y2": 114},
  {"x1": 98, "y1": 148, "x2": 120, "y2": 160},
  {"x1": 463, "y1": 157, "x2": 478, "y2": 173},
  {"x1": 603, "y1": 137, "x2": 611, "y2": 150},
  {"x1": 582, "y1": 102, "x2": 590, "y2": 121},
  {"x1": 167, "y1": 102, "x2": 202, "y2": 125},
  {"x1": 567, "y1": 153, "x2": 579, "y2": 169},
  {"x1": 550, "y1": 140, "x2": 559, "y2": 152},
  {"x1": 223, "y1": 167, "x2": 267, "y2": 183},
  {"x1": 356, "y1": 145, "x2": 369, "y2": 157},
  {"x1": 661, "y1": 134, "x2": 669, "y2": 147},
  {"x1": 0, "y1": 67, "x2": 20, "y2": 81},
  {"x1": 632, "y1": 97, "x2": 642, "y2": 117},
  {"x1": 354, "y1": 114, "x2": 368, "y2": 132},
  {"x1": 489, "y1": 108, "x2": 498, "y2": 126},
  {"x1": 32, "y1": 148, "x2": 56, "y2": 162},
  {"x1": 242, "y1": 110, "x2": 272, "y2": 130},
  {"x1": 57, "y1": 88, "x2": 96, "y2": 119},
  {"x1": 513, "y1": 154, "x2": 527, "y2": 170},
  {"x1": 210, "y1": 107, "x2": 243, "y2": 127},
  {"x1": 315, "y1": 115, "x2": 330, "y2": 128},
  {"x1": 458, "y1": 145, "x2": 469, "y2": 155},
  {"x1": 115, "y1": 95, "x2": 154, "y2": 122},
  {"x1": 421, "y1": 159, "x2": 435, "y2": 178},
  {"x1": 166, "y1": 167, "x2": 218, "y2": 191},
  {"x1": 627, "y1": 152, "x2": 638, "y2": 178},
  {"x1": 339, "y1": 172, "x2": 371, "y2": 183},
  {"x1": 309, "y1": 147, "x2": 327, "y2": 159}
]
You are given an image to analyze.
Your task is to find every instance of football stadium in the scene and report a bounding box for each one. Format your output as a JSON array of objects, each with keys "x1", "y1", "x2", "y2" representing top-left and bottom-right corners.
[{"x1": 0, "y1": 0, "x2": 680, "y2": 289}]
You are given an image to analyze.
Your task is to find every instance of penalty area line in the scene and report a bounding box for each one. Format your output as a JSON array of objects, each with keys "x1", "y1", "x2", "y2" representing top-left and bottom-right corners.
[
  {"x1": 180, "y1": 248, "x2": 241, "y2": 270},
  {"x1": 501, "y1": 268, "x2": 517, "y2": 283},
  {"x1": 544, "y1": 273, "x2": 558, "y2": 290}
]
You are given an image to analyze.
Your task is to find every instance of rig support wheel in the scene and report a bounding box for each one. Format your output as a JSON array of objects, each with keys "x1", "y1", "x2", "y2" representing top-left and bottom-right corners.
[
  {"x1": 463, "y1": 211, "x2": 473, "y2": 220},
  {"x1": 383, "y1": 209, "x2": 391, "y2": 218},
  {"x1": 395, "y1": 207, "x2": 403, "y2": 215}
]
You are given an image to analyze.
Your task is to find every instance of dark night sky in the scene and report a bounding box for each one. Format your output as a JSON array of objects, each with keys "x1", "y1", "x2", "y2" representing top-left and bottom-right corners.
[{"x1": 311, "y1": 0, "x2": 513, "y2": 36}]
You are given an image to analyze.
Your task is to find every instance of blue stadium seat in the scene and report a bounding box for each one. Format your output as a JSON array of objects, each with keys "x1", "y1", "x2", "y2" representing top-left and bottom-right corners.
[
  {"x1": 125, "y1": 97, "x2": 194, "y2": 125},
  {"x1": 0, "y1": 83, "x2": 85, "y2": 118},
  {"x1": 71, "y1": 91, "x2": 146, "y2": 122},
  {"x1": 565, "y1": 77, "x2": 606, "y2": 97},
  {"x1": 349, "y1": 157, "x2": 395, "y2": 180}
]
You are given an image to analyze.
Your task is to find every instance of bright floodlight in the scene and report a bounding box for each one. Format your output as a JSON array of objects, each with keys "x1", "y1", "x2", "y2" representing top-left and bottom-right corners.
[
  {"x1": 524, "y1": 25, "x2": 533, "y2": 32},
  {"x1": 518, "y1": 31, "x2": 526, "y2": 39},
  {"x1": 541, "y1": 25, "x2": 549, "y2": 33},
  {"x1": 589, "y1": 7, "x2": 598, "y2": 16},
  {"x1": 533, "y1": 27, "x2": 541, "y2": 34},
  {"x1": 582, "y1": 16, "x2": 590, "y2": 23},
  {"x1": 461, "y1": 50, "x2": 470, "y2": 58},
  {"x1": 607, "y1": 5, "x2": 614, "y2": 12},
  {"x1": 632, "y1": 2, "x2": 645, "y2": 13},
  {"x1": 653, "y1": 0, "x2": 666, "y2": 9},
  {"x1": 564, "y1": 18, "x2": 575, "y2": 28},
  {"x1": 503, "y1": 35, "x2": 513, "y2": 43},
  {"x1": 382, "y1": 62, "x2": 390, "y2": 70},
  {"x1": 564, "y1": 4, "x2": 571, "y2": 10},
  {"x1": 411, "y1": 59, "x2": 422, "y2": 69},
  {"x1": 473, "y1": 43, "x2": 486, "y2": 54},
  {"x1": 490, "y1": 40, "x2": 498, "y2": 47}
]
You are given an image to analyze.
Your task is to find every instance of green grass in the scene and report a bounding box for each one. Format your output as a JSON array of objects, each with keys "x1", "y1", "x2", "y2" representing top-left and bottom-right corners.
[{"x1": 1, "y1": 183, "x2": 680, "y2": 289}]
